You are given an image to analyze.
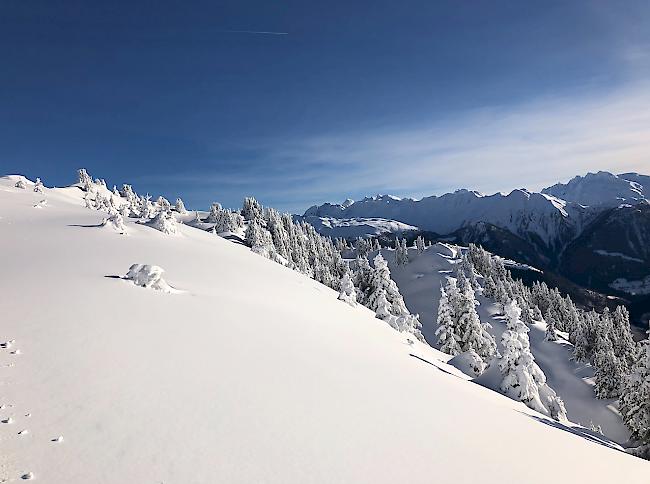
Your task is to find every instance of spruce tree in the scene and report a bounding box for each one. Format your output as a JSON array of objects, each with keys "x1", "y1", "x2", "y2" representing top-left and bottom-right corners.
[
  {"x1": 620, "y1": 341, "x2": 650, "y2": 454},
  {"x1": 338, "y1": 272, "x2": 357, "y2": 306}
]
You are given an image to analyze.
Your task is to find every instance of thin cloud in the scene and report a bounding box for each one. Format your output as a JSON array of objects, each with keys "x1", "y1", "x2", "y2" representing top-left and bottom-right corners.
[{"x1": 163, "y1": 81, "x2": 650, "y2": 213}]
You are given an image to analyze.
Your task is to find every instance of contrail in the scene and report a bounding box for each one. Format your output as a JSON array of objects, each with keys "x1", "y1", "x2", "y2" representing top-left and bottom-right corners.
[{"x1": 217, "y1": 30, "x2": 288, "y2": 36}]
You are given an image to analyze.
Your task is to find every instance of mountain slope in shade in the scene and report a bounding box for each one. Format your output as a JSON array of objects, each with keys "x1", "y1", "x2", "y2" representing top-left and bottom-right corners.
[
  {"x1": 542, "y1": 171, "x2": 646, "y2": 207},
  {"x1": 561, "y1": 201, "x2": 650, "y2": 294},
  {"x1": 1, "y1": 175, "x2": 649, "y2": 483}
]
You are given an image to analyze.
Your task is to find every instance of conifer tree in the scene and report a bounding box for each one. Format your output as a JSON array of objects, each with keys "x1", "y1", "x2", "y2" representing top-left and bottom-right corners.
[
  {"x1": 175, "y1": 198, "x2": 188, "y2": 214},
  {"x1": 338, "y1": 272, "x2": 357, "y2": 306},
  {"x1": 620, "y1": 340, "x2": 650, "y2": 454},
  {"x1": 435, "y1": 282, "x2": 462, "y2": 355}
]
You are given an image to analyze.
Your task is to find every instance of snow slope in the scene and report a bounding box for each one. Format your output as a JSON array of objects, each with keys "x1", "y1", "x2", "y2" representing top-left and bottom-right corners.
[
  {"x1": 383, "y1": 245, "x2": 632, "y2": 443},
  {"x1": 1, "y1": 175, "x2": 648, "y2": 483},
  {"x1": 298, "y1": 215, "x2": 419, "y2": 238}
]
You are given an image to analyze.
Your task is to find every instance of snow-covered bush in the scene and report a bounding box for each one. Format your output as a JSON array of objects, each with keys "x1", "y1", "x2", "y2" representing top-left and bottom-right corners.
[
  {"x1": 33, "y1": 178, "x2": 44, "y2": 193},
  {"x1": 101, "y1": 213, "x2": 127, "y2": 235},
  {"x1": 15, "y1": 179, "x2": 26, "y2": 189},
  {"x1": 124, "y1": 264, "x2": 175, "y2": 292},
  {"x1": 147, "y1": 211, "x2": 178, "y2": 235},
  {"x1": 338, "y1": 272, "x2": 357, "y2": 306}
]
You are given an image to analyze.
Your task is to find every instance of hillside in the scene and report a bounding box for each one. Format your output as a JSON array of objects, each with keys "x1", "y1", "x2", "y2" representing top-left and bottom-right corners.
[{"x1": 1, "y1": 175, "x2": 649, "y2": 483}]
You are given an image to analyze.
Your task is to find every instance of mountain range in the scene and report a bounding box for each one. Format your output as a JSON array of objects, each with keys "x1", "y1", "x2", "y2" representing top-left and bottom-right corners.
[{"x1": 302, "y1": 171, "x2": 650, "y2": 324}]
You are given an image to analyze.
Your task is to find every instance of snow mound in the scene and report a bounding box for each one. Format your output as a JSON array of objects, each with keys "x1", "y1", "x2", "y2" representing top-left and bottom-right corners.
[
  {"x1": 448, "y1": 350, "x2": 487, "y2": 377},
  {"x1": 124, "y1": 264, "x2": 178, "y2": 293}
]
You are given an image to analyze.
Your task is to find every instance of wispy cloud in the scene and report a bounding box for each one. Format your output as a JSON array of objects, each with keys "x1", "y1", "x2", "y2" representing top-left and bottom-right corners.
[{"x1": 161, "y1": 81, "x2": 650, "y2": 213}]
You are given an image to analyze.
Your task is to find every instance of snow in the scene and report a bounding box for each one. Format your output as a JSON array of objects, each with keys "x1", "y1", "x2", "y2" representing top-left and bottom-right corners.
[
  {"x1": 0, "y1": 175, "x2": 649, "y2": 483},
  {"x1": 610, "y1": 276, "x2": 650, "y2": 296},
  {"x1": 385, "y1": 244, "x2": 633, "y2": 443},
  {"x1": 299, "y1": 215, "x2": 418, "y2": 238}
]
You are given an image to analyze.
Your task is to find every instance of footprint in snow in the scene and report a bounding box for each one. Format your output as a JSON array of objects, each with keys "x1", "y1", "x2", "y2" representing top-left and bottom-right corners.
[
  {"x1": 18, "y1": 429, "x2": 29, "y2": 436},
  {"x1": 51, "y1": 436, "x2": 63, "y2": 443},
  {"x1": 0, "y1": 340, "x2": 15, "y2": 349},
  {"x1": 1, "y1": 417, "x2": 13, "y2": 424},
  {"x1": 21, "y1": 472, "x2": 34, "y2": 480},
  {"x1": 10, "y1": 349, "x2": 21, "y2": 355}
]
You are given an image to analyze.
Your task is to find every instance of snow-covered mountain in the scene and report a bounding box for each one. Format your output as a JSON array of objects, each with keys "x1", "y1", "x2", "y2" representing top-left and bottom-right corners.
[
  {"x1": 542, "y1": 171, "x2": 647, "y2": 207},
  {"x1": 2, "y1": 174, "x2": 649, "y2": 482},
  {"x1": 305, "y1": 189, "x2": 587, "y2": 260},
  {"x1": 304, "y1": 172, "x2": 650, "y2": 303}
]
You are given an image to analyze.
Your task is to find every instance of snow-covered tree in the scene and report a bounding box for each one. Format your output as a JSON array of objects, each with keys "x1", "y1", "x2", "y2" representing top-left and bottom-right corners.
[
  {"x1": 435, "y1": 282, "x2": 462, "y2": 355},
  {"x1": 148, "y1": 211, "x2": 178, "y2": 235},
  {"x1": 206, "y1": 202, "x2": 223, "y2": 223},
  {"x1": 364, "y1": 253, "x2": 423, "y2": 339},
  {"x1": 435, "y1": 277, "x2": 496, "y2": 362},
  {"x1": 374, "y1": 289, "x2": 393, "y2": 322},
  {"x1": 156, "y1": 196, "x2": 171, "y2": 213},
  {"x1": 77, "y1": 168, "x2": 94, "y2": 191},
  {"x1": 498, "y1": 300, "x2": 566, "y2": 421},
  {"x1": 414, "y1": 235, "x2": 425, "y2": 255},
  {"x1": 620, "y1": 341, "x2": 650, "y2": 456},
  {"x1": 245, "y1": 219, "x2": 275, "y2": 259},
  {"x1": 354, "y1": 237, "x2": 371, "y2": 258},
  {"x1": 101, "y1": 213, "x2": 127, "y2": 234},
  {"x1": 544, "y1": 315, "x2": 558, "y2": 342},
  {"x1": 242, "y1": 197, "x2": 263, "y2": 221},
  {"x1": 593, "y1": 339, "x2": 625, "y2": 399},
  {"x1": 394, "y1": 238, "x2": 409, "y2": 265},
  {"x1": 455, "y1": 282, "x2": 496, "y2": 360},
  {"x1": 33, "y1": 178, "x2": 44, "y2": 193},
  {"x1": 213, "y1": 209, "x2": 244, "y2": 233},
  {"x1": 174, "y1": 198, "x2": 187, "y2": 214},
  {"x1": 338, "y1": 272, "x2": 357, "y2": 306},
  {"x1": 610, "y1": 306, "x2": 638, "y2": 372}
]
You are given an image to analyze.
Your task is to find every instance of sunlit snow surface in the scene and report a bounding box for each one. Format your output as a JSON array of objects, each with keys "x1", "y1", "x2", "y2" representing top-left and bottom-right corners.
[{"x1": 0, "y1": 175, "x2": 648, "y2": 483}]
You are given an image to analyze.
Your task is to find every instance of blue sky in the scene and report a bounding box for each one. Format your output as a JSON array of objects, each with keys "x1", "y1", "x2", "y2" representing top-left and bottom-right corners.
[{"x1": 1, "y1": 0, "x2": 650, "y2": 212}]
